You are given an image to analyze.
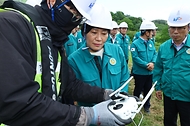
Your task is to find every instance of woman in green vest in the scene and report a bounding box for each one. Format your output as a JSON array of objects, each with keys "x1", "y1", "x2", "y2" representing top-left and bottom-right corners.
[
  {"x1": 68, "y1": 3, "x2": 130, "y2": 107},
  {"x1": 0, "y1": 0, "x2": 131, "y2": 126}
]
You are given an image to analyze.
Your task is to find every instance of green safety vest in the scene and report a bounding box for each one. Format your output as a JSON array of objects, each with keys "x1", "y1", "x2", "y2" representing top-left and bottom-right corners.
[{"x1": 0, "y1": 8, "x2": 61, "y2": 126}]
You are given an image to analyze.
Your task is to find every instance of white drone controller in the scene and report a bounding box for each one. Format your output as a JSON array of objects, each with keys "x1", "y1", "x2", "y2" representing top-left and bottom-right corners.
[
  {"x1": 108, "y1": 76, "x2": 157, "y2": 125},
  {"x1": 108, "y1": 96, "x2": 138, "y2": 124}
]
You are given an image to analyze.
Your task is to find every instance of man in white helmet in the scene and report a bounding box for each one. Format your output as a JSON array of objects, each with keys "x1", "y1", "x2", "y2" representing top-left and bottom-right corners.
[
  {"x1": 106, "y1": 21, "x2": 122, "y2": 46},
  {"x1": 0, "y1": 0, "x2": 123, "y2": 125},
  {"x1": 153, "y1": 6, "x2": 190, "y2": 126},
  {"x1": 130, "y1": 20, "x2": 157, "y2": 114},
  {"x1": 117, "y1": 22, "x2": 130, "y2": 63},
  {"x1": 132, "y1": 21, "x2": 158, "y2": 43}
]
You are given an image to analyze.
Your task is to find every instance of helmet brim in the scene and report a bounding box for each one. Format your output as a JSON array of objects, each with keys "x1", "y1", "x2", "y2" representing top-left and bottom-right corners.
[
  {"x1": 72, "y1": 2, "x2": 91, "y2": 20},
  {"x1": 167, "y1": 22, "x2": 189, "y2": 27}
]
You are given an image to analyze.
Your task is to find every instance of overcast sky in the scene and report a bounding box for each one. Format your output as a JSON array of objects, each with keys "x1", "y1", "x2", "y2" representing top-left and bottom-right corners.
[
  {"x1": 96, "y1": 0, "x2": 190, "y2": 21},
  {"x1": 26, "y1": 0, "x2": 190, "y2": 21}
]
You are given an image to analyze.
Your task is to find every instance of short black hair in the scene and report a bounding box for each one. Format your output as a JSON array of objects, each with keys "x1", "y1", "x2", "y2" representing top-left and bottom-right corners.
[
  {"x1": 81, "y1": 23, "x2": 110, "y2": 37},
  {"x1": 140, "y1": 29, "x2": 152, "y2": 36}
]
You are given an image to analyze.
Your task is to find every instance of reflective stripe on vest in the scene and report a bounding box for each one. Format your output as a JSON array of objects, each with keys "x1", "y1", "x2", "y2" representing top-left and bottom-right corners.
[
  {"x1": 1, "y1": 8, "x2": 61, "y2": 93},
  {"x1": 0, "y1": 8, "x2": 61, "y2": 125}
]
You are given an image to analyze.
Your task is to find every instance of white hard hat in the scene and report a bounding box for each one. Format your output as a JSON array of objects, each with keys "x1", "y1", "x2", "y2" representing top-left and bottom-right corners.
[
  {"x1": 151, "y1": 22, "x2": 158, "y2": 29},
  {"x1": 140, "y1": 21, "x2": 157, "y2": 30},
  {"x1": 167, "y1": 6, "x2": 190, "y2": 27},
  {"x1": 85, "y1": 4, "x2": 112, "y2": 30},
  {"x1": 112, "y1": 21, "x2": 119, "y2": 29},
  {"x1": 26, "y1": 0, "x2": 40, "y2": 6},
  {"x1": 119, "y1": 22, "x2": 128, "y2": 28},
  {"x1": 71, "y1": 0, "x2": 96, "y2": 20}
]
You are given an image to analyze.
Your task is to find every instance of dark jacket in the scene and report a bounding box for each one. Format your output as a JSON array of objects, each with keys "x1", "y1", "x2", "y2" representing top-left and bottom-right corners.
[{"x1": 0, "y1": 3, "x2": 105, "y2": 126}]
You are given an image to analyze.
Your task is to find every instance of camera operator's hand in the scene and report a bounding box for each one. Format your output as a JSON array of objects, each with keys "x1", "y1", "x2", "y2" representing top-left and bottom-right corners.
[{"x1": 84, "y1": 100, "x2": 128, "y2": 126}]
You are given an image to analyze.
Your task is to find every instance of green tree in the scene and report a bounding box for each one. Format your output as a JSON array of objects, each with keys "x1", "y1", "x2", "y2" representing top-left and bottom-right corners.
[
  {"x1": 156, "y1": 25, "x2": 170, "y2": 44},
  {"x1": 129, "y1": 16, "x2": 142, "y2": 31},
  {"x1": 113, "y1": 11, "x2": 126, "y2": 21}
]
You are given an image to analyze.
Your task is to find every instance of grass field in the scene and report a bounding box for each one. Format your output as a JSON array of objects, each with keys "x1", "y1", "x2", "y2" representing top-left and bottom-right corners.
[
  {"x1": 127, "y1": 79, "x2": 164, "y2": 126},
  {"x1": 126, "y1": 53, "x2": 165, "y2": 126},
  {"x1": 127, "y1": 53, "x2": 180, "y2": 126}
]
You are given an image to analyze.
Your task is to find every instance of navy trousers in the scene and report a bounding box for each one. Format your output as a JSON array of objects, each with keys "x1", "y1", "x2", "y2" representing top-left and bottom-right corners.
[
  {"x1": 163, "y1": 94, "x2": 190, "y2": 126},
  {"x1": 133, "y1": 74, "x2": 152, "y2": 109}
]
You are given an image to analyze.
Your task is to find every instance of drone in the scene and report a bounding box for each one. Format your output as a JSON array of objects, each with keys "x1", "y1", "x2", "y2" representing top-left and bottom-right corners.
[{"x1": 108, "y1": 76, "x2": 157, "y2": 126}]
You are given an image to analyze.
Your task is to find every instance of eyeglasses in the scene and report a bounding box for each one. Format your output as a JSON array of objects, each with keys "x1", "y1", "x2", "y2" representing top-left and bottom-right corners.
[
  {"x1": 50, "y1": 0, "x2": 84, "y2": 22},
  {"x1": 169, "y1": 26, "x2": 186, "y2": 32},
  {"x1": 71, "y1": 14, "x2": 85, "y2": 22}
]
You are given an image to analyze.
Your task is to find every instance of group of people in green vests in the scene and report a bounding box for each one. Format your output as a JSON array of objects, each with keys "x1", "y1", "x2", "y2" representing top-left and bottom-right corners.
[{"x1": 0, "y1": 0, "x2": 190, "y2": 126}]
